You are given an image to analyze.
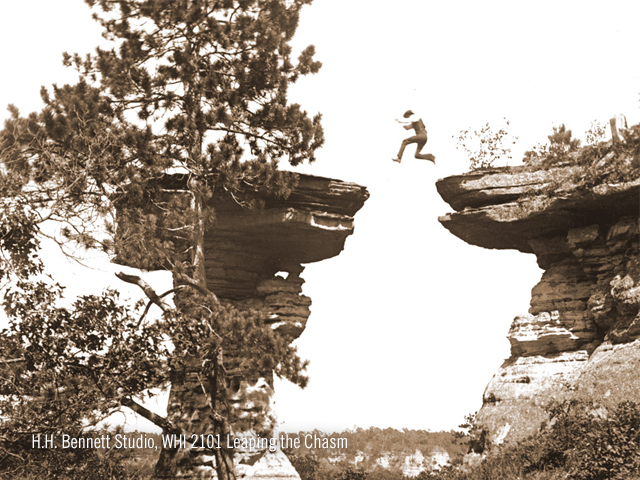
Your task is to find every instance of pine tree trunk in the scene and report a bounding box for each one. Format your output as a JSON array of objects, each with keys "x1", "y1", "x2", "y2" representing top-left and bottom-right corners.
[
  {"x1": 186, "y1": 99, "x2": 237, "y2": 477},
  {"x1": 192, "y1": 185, "x2": 236, "y2": 480},
  {"x1": 155, "y1": 86, "x2": 237, "y2": 477},
  {"x1": 189, "y1": 182, "x2": 207, "y2": 292},
  {"x1": 210, "y1": 353, "x2": 236, "y2": 480}
]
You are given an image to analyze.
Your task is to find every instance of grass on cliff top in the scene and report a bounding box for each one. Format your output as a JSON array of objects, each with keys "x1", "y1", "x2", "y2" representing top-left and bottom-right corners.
[
  {"x1": 520, "y1": 122, "x2": 640, "y2": 194},
  {"x1": 475, "y1": 122, "x2": 640, "y2": 222},
  {"x1": 464, "y1": 122, "x2": 640, "y2": 195}
]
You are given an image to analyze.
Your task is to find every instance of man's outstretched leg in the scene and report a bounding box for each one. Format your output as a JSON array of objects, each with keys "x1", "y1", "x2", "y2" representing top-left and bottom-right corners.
[
  {"x1": 414, "y1": 140, "x2": 435, "y2": 164},
  {"x1": 415, "y1": 152, "x2": 436, "y2": 163},
  {"x1": 393, "y1": 136, "x2": 419, "y2": 163}
]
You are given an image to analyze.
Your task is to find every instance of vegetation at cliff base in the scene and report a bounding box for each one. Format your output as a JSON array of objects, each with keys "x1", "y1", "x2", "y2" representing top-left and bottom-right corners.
[
  {"x1": 0, "y1": 428, "x2": 156, "y2": 480},
  {"x1": 287, "y1": 400, "x2": 640, "y2": 480},
  {"x1": 5, "y1": 397, "x2": 640, "y2": 479},
  {"x1": 422, "y1": 399, "x2": 640, "y2": 480}
]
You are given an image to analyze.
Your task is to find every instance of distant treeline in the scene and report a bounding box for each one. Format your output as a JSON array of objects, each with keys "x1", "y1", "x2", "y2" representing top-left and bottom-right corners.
[{"x1": 282, "y1": 427, "x2": 468, "y2": 462}]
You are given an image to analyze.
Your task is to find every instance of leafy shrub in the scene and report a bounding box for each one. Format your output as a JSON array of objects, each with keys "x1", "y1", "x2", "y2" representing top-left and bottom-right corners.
[
  {"x1": 0, "y1": 433, "x2": 134, "y2": 480},
  {"x1": 423, "y1": 400, "x2": 640, "y2": 480},
  {"x1": 542, "y1": 400, "x2": 640, "y2": 480},
  {"x1": 455, "y1": 119, "x2": 518, "y2": 170}
]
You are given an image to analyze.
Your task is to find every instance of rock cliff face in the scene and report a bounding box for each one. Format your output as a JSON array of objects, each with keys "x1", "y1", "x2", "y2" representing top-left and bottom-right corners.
[
  {"x1": 117, "y1": 173, "x2": 368, "y2": 477},
  {"x1": 437, "y1": 156, "x2": 640, "y2": 443}
]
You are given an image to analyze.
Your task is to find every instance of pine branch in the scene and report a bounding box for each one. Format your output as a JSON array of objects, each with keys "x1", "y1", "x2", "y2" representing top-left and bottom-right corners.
[
  {"x1": 174, "y1": 271, "x2": 220, "y2": 306},
  {"x1": 0, "y1": 357, "x2": 25, "y2": 365},
  {"x1": 115, "y1": 272, "x2": 171, "y2": 313},
  {"x1": 120, "y1": 397, "x2": 219, "y2": 453},
  {"x1": 136, "y1": 287, "x2": 183, "y2": 327}
]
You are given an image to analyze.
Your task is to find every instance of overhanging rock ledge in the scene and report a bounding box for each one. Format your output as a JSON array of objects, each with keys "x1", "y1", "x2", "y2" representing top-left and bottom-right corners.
[{"x1": 116, "y1": 172, "x2": 369, "y2": 478}]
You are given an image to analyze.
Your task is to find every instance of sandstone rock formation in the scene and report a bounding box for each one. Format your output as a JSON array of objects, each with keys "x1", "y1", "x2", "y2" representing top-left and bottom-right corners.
[
  {"x1": 437, "y1": 140, "x2": 640, "y2": 444},
  {"x1": 117, "y1": 173, "x2": 368, "y2": 477}
]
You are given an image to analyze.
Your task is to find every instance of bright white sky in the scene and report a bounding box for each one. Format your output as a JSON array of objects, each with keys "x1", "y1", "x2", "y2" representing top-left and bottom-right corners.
[{"x1": 1, "y1": 1, "x2": 639, "y2": 434}]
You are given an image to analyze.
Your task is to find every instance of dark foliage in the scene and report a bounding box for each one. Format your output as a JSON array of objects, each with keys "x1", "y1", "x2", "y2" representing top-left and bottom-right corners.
[
  {"x1": 286, "y1": 400, "x2": 640, "y2": 480},
  {"x1": 523, "y1": 124, "x2": 581, "y2": 167},
  {"x1": 423, "y1": 400, "x2": 640, "y2": 480},
  {"x1": 0, "y1": 1, "x2": 324, "y2": 478},
  {"x1": 0, "y1": 429, "x2": 133, "y2": 480}
]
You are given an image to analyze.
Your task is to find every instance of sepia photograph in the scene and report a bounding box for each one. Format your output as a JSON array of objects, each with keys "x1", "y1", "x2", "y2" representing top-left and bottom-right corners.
[{"x1": 1, "y1": 1, "x2": 639, "y2": 478}]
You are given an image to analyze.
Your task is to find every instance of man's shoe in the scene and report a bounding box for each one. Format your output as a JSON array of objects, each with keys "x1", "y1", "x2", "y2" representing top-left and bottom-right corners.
[{"x1": 392, "y1": 157, "x2": 401, "y2": 163}]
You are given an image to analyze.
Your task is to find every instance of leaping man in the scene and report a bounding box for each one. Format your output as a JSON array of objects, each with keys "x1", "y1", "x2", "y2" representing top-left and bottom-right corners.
[{"x1": 392, "y1": 110, "x2": 436, "y2": 164}]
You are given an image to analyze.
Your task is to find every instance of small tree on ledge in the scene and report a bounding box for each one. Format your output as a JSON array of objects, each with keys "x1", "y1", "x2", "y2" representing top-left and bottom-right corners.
[
  {"x1": 522, "y1": 124, "x2": 581, "y2": 167},
  {"x1": 455, "y1": 118, "x2": 518, "y2": 171}
]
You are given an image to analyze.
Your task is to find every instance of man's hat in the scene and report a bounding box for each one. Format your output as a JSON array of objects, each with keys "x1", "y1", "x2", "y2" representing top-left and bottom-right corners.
[{"x1": 403, "y1": 110, "x2": 414, "y2": 117}]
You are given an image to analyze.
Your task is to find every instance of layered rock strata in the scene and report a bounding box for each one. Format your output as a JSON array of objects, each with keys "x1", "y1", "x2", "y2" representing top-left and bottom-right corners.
[
  {"x1": 118, "y1": 173, "x2": 368, "y2": 477},
  {"x1": 437, "y1": 159, "x2": 640, "y2": 443}
]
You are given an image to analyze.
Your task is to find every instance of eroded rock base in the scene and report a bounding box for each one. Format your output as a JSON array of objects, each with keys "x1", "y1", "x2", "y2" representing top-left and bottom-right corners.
[{"x1": 480, "y1": 218, "x2": 640, "y2": 442}]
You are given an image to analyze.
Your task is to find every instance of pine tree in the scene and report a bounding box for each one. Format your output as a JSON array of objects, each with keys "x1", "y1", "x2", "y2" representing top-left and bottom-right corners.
[{"x1": 0, "y1": 1, "x2": 323, "y2": 478}]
